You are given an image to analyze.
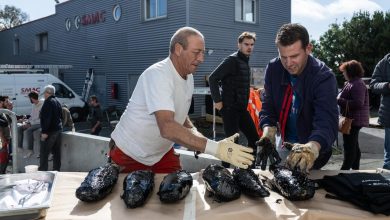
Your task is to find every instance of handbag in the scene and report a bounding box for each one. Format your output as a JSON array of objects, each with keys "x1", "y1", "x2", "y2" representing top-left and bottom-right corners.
[{"x1": 339, "y1": 101, "x2": 353, "y2": 134}]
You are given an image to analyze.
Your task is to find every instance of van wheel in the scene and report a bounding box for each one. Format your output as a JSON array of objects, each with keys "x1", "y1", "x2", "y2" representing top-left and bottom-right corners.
[{"x1": 70, "y1": 107, "x2": 84, "y2": 122}]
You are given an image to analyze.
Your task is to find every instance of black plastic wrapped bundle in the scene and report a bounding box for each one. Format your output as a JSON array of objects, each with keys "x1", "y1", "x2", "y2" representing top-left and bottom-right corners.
[
  {"x1": 121, "y1": 170, "x2": 155, "y2": 208},
  {"x1": 202, "y1": 164, "x2": 241, "y2": 202},
  {"x1": 158, "y1": 170, "x2": 193, "y2": 203},
  {"x1": 266, "y1": 166, "x2": 315, "y2": 201},
  {"x1": 75, "y1": 163, "x2": 120, "y2": 202},
  {"x1": 232, "y1": 168, "x2": 270, "y2": 198}
]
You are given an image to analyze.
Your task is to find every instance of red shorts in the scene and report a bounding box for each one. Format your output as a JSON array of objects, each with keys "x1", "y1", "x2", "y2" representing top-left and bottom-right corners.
[{"x1": 109, "y1": 144, "x2": 181, "y2": 173}]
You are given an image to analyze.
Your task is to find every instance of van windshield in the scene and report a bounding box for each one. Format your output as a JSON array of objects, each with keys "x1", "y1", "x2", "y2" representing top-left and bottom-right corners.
[{"x1": 53, "y1": 83, "x2": 74, "y2": 98}]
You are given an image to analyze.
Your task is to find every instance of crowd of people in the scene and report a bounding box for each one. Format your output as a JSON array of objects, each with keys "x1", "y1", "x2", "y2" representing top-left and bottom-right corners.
[
  {"x1": 0, "y1": 86, "x2": 104, "y2": 173},
  {"x1": 107, "y1": 23, "x2": 389, "y2": 173},
  {"x1": 0, "y1": 23, "x2": 389, "y2": 174}
]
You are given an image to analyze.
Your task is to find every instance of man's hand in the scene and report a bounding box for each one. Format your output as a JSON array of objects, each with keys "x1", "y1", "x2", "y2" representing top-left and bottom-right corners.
[
  {"x1": 259, "y1": 126, "x2": 277, "y2": 145},
  {"x1": 255, "y1": 137, "x2": 281, "y2": 170},
  {"x1": 286, "y1": 141, "x2": 320, "y2": 173},
  {"x1": 214, "y1": 102, "x2": 223, "y2": 111},
  {"x1": 41, "y1": 133, "x2": 48, "y2": 141},
  {"x1": 205, "y1": 133, "x2": 254, "y2": 169}
]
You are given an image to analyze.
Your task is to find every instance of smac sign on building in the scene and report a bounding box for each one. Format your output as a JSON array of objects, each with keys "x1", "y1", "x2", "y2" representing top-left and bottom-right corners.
[{"x1": 65, "y1": 4, "x2": 121, "y2": 31}]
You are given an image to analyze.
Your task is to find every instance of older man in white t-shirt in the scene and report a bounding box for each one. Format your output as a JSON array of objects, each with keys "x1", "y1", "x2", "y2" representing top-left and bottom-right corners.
[{"x1": 110, "y1": 27, "x2": 254, "y2": 173}]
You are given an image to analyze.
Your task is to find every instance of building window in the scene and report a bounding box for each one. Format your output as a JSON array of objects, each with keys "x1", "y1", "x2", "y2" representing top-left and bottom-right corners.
[
  {"x1": 35, "y1": 32, "x2": 48, "y2": 52},
  {"x1": 235, "y1": 0, "x2": 256, "y2": 23},
  {"x1": 144, "y1": 0, "x2": 167, "y2": 20},
  {"x1": 13, "y1": 39, "x2": 20, "y2": 56}
]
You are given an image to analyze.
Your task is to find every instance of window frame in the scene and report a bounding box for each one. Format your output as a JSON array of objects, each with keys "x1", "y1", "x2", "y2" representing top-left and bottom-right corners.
[
  {"x1": 235, "y1": 0, "x2": 257, "y2": 24},
  {"x1": 143, "y1": 0, "x2": 167, "y2": 21},
  {"x1": 13, "y1": 38, "x2": 20, "y2": 56},
  {"x1": 35, "y1": 32, "x2": 49, "y2": 52}
]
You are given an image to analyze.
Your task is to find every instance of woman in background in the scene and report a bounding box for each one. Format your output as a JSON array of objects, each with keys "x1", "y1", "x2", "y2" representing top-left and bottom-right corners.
[{"x1": 337, "y1": 60, "x2": 369, "y2": 170}]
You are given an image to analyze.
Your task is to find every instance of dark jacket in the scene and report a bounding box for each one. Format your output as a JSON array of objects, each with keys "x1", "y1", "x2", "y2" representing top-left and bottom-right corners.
[
  {"x1": 338, "y1": 78, "x2": 369, "y2": 127},
  {"x1": 370, "y1": 53, "x2": 390, "y2": 127},
  {"x1": 209, "y1": 50, "x2": 251, "y2": 109},
  {"x1": 40, "y1": 96, "x2": 63, "y2": 134},
  {"x1": 0, "y1": 113, "x2": 10, "y2": 141},
  {"x1": 260, "y1": 55, "x2": 338, "y2": 158},
  {"x1": 89, "y1": 104, "x2": 103, "y2": 128}
]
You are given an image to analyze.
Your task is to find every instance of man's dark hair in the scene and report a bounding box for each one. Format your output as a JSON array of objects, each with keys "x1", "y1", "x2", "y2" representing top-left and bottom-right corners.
[
  {"x1": 238, "y1": 32, "x2": 256, "y2": 43},
  {"x1": 28, "y1": 91, "x2": 39, "y2": 100},
  {"x1": 90, "y1": 95, "x2": 98, "y2": 103},
  {"x1": 339, "y1": 60, "x2": 365, "y2": 79},
  {"x1": 275, "y1": 23, "x2": 310, "y2": 49},
  {"x1": 0, "y1": 96, "x2": 8, "y2": 102}
]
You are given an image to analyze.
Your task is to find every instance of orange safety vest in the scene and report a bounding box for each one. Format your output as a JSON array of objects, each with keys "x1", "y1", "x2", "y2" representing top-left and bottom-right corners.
[{"x1": 247, "y1": 88, "x2": 263, "y2": 137}]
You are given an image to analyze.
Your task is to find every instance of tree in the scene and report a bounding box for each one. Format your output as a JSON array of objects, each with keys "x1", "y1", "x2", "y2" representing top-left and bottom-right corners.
[
  {"x1": 0, "y1": 5, "x2": 29, "y2": 30},
  {"x1": 312, "y1": 11, "x2": 390, "y2": 87}
]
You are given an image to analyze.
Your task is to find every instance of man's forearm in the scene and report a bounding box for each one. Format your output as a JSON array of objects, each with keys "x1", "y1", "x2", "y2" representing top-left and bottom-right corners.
[
  {"x1": 160, "y1": 120, "x2": 207, "y2": 152},
  {"x1": 92, "y1": 121, "x2": 101, "y2": 130}
]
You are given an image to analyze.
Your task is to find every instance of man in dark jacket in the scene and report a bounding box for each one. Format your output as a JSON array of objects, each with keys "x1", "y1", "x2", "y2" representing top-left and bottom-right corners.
[
  {"x1": 88, "y1": 95, "x2": 103, "y2": 135},
  {"x1": 39, "y1": 85, "x2": 63, "y2": 171},
  {"x1": 0, "y1": 96, "x2": 11, "y2": 174},
  {"x1": 370, "y1": 53, "x2": 390, "y2": 170},
  {"x1": 209, "y1": 32, "x2": 259, "y2": 168},
  {"x1": 259, "y1": 23, "x2": 338, "y2": 172}
]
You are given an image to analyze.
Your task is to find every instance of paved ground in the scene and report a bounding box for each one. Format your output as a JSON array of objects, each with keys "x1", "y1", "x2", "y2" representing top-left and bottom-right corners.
[{"x1": 76, "y1": 117, "x2": 386, "y2": 171}]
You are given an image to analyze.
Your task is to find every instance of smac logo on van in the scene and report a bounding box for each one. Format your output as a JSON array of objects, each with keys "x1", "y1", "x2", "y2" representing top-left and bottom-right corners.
[{"x1": 21, "y1": 88, "x2": 40, "y2": 94}]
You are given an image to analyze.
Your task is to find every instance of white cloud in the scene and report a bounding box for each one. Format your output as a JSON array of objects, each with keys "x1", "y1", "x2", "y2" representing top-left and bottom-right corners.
[
  {"x1": 293, "y1": 0, "x2": 382, "y2": 21},
  {"x1": 292, "y1": 0, "x2": 327, "y2": 20}
]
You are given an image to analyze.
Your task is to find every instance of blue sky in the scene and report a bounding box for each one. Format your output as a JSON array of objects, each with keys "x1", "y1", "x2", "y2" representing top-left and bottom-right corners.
[{"x1": 1, "y1": 0, "x2": 389, "y2": 40}]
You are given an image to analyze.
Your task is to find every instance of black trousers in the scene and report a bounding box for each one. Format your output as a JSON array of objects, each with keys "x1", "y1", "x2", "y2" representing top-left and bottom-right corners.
[
  {"x1": 220, "y1": 106, "x2": 259, "y2": 168},
  {"x1": 39, "y1": 130, "x2": 62, "y2": 171},
  {"x1": 341, "y1": 126, "x2": 362, "y2": 170}
]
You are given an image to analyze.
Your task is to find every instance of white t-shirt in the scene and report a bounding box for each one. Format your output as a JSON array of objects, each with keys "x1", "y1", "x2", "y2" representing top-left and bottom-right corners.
[
  {"x1": 29, "y1": 100, "x2": 43, "y2": 125},
  {"x1": 111, "y1": 57, "x2": 194, "y2": 165}
]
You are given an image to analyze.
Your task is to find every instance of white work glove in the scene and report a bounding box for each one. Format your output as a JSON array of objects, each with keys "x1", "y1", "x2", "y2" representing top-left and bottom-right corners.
[
  {"x1": 286, "y1": 141, "x2": 320, "y2": 173},
  {"x1": 260, "y1": 126, "x2": 277, "y2": 145},
  {"x1": 205, "y1": 133, "x2": 254, "y2": 169}
]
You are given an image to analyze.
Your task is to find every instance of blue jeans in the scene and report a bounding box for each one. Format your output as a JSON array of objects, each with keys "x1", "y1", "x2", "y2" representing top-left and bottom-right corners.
[
  {"x1": 384, "y1": 127, "x2": 390, "y2": 169},
  {"x1": 23, "y1": 124, "x2": 41, "y2": 150}
]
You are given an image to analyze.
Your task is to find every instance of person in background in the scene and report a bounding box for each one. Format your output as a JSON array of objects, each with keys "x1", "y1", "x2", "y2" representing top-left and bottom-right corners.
[
  {"x1": 62, "y1": 104, "x2": 75, "y2": 132},
  {"x1": 259, "y1": 23, "x2": 338, "y2": 172},
  {"x1": 88, "y1": 95, "x2": 103, "y2": 135},
  {"x1": 20, "y1": 91, "x2": 43, "y2": 158},
  {"x1": 109, "y1": 27, "x2": 254, "y2": 173},
  {"x1": 39, "y1": 85, "x2": 63, "y2": 171},
  {"x1": 337, "y1": 60, "x2": 369, "y2": 170},
  {"x1": 0, "y1": 97, "x2": 11, "y2": 174},
  {"x1": 370, "y1": 53, "x2": 390, "y2": 170},
  {"x1": 208, "y1": 31, "x2": 259, "y2": 168}
]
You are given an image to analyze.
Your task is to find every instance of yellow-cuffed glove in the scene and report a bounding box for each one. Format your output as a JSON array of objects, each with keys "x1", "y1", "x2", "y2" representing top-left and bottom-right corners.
[
  {"x1": 260, "y1": 126, "x2": 277, "y2": 145},
  {"x1": 286, "y1": 141, "x2": 320, "y2": 173},
  {"x1": 204, "y1": 133, "x2": 254, "y2": 169}
]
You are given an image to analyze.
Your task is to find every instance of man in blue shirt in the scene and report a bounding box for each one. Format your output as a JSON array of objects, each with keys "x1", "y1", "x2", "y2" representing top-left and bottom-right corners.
[{"x1": 259, "y1": 23, "x2": 338, "y2": 172}]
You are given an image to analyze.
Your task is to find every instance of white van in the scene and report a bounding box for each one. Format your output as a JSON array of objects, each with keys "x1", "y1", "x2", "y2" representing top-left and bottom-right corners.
[{"x1": 0, "y1": 73, "x2": 87, "y2": 121}]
